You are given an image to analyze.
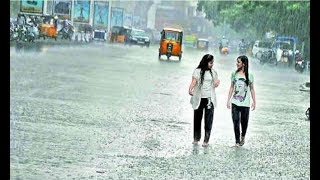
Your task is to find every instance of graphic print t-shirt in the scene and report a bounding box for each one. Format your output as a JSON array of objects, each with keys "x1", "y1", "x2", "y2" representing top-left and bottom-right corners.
[{"x1": 231, "y1": 71, "x2": 254, "y2": 107}]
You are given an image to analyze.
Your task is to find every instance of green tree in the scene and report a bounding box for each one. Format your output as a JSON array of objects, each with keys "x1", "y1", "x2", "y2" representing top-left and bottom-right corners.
[{"x1": 197, "y1": 0, "x2": 310, "y2": 59}]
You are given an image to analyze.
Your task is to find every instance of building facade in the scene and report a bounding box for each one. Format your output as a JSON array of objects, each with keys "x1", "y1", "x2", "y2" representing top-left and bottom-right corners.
[{"x1": 10, "y1": 0, "x2": 213, "y2": 36}]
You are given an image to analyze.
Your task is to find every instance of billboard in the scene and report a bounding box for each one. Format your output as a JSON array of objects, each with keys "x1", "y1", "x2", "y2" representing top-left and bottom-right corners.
[
  {"x1": 53, "y1": 0, "x2": 71, "y2": 19},
  {"x1": 123, "y1": 13, "x2": 132, "y2": 27},
  {"x1": 111, "y1": 7, "x2": 123, "y2": 27},
  {"x1": 20, "y1": 0, "x2": 44, "y2": 14},
  {"x1": 93, "y1": 1, "x2": 109, "y2": 29},
  {"x1": 73, "y1": 0, "x2": 90, "y2": 23}
]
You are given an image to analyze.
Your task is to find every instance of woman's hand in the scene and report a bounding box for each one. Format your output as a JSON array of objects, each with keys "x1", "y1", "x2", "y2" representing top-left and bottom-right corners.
[
  {"x1": 227, "y1": 100, "x2": 231, "y2": 109},
  {"x1": 189, "y1": 78, "x2": 197, "y2": 96},
  {"x1": 214, "y1": 79, "x2": 220, "y2": 87},
  {"x1": 189, "y1": 90, "x2": 193, "y2": 96},
  {"x1": 251, "y1": 101, "x2": 256, "y2": 111}
]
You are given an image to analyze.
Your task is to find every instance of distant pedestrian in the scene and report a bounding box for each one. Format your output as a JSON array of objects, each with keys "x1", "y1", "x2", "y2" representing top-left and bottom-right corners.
[
  {"x1": 226, "y1": 55, "x2": 256, "y2": 147},
  {"x1": 189, "y1": 54, "x2": 220, "y2": 147}
]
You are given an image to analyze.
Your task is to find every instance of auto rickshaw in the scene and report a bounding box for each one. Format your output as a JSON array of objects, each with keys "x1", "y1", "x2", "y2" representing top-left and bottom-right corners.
[
  {"x1": 109, "y1": 26, "x2": 131, "y2": 43},
  {"x1": 39, "y1": 15, "x2": 58, "y2": 40},
  {"x1": 158, "y1": 28, "x2": 183, "y2": 61},
  {"x1": 196, "y1": 38, "x2": 209, "y2": 51}
]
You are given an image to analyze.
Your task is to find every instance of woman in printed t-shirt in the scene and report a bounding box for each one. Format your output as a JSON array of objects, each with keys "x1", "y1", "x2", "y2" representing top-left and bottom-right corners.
[
  {"x1": 188, "y1": 54, "x2": 220, "y2": 147},
  {"x1": 227, "y1": 55, "x2": 256, "y2": 147}
]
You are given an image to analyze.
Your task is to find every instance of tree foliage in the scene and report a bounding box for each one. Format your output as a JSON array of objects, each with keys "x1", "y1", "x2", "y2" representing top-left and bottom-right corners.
[{"x1": 197, "y1": 0, "x2": 310, "y2": 58}]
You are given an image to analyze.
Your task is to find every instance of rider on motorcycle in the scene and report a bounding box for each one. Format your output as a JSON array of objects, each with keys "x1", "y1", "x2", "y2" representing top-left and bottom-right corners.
[{"x1": 239, "y1": 39, "x2": 247, "y2": 54}]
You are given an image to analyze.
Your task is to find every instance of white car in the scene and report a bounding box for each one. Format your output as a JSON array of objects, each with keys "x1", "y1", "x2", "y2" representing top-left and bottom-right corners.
[{"x1": 252, "y1": 40, "x2": 272, "y2": 58}]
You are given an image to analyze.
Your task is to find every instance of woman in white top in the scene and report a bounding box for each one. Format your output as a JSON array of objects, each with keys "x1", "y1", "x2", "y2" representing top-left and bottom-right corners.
[{"x1": 188, "y1": 54, "x2": 220, "y2": 147}]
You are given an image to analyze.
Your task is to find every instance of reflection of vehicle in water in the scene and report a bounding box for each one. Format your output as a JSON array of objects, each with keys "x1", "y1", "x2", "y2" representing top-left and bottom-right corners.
[
  {"x1": 273, "y1": 36, "x2": 297, "y2": 67},
  {"x1": 125, "y1": 28, "x2": 150, "y2": 47},
  {"x1": 158, "y1": 28, "x2": 183, "y2": 61},
  {"x1": 109, "y1": 26, "x2": 130, "y2": 43},
  {"x1": 196, "y1": 38, "x2": 209, "y2": 51}
]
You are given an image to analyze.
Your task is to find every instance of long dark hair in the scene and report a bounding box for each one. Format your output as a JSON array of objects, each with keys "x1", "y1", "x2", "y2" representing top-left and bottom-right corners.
[
  {"x1": 236, "y1": 55, "x2": 249, "y2": 86},
  {"x1": 197, "y1": 54, "x2": 214, "y2": 87}
]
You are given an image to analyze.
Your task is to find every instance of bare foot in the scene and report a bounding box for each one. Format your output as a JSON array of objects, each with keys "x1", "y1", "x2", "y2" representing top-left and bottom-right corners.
[{"x1": 192, "y1": 140, "x2": 199, "y2": 145}]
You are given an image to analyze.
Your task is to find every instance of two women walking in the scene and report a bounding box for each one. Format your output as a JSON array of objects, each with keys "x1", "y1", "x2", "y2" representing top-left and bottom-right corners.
[{"x1": 189, "y1": 54, "x2": 256, "y2": 147}]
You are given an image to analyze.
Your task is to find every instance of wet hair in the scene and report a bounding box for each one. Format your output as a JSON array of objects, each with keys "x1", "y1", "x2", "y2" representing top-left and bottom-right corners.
[
  {"x1": 236, "y1": 55, "x2": 249, "y2": 86},
  {"x1": 197, "y1": 54, "x2": 214, "y2": 87}
]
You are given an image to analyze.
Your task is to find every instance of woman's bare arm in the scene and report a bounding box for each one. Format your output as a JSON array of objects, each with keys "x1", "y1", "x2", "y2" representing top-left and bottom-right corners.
[
  {"x1": 250, "y1": 83, "x2": 256, "y2": 110},
  {"x1": 227, "y1": 82, "x2": 234, "y2": 109},
  {"x1": 189, "y1": 77, "x2": 197, "y2": 96}
]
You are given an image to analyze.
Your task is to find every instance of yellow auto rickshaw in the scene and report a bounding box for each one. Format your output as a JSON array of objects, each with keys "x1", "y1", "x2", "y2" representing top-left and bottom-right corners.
[
  {"x1": 158, "y1": 28, "x2": 183, "y2": 61},
  {"x1": 39, "y1": 15, "x2": 58, "y2": 40},
  {"x1": 109, "y1": 26, "x2": 131, "y2": 43},
  {"x1": 197, "y1": 38, "x2": 209, "y2": 51}
]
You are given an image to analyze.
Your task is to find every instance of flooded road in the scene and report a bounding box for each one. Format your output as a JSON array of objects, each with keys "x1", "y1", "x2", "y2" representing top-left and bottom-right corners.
[{"x1": 10, "y1": 42, "x2": 310, "y2": 179}]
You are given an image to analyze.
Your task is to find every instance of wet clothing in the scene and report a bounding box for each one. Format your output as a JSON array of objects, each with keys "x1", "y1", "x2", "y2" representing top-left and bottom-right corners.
[
  {"x1": 190, "y1": 68, "x2": 218, "y2": 110},
  {"x1": 230, "y1": 71, "x2": 254, "y2": 144},
  {"x1": 230, "y1": 71, "x2": 254, "y2": 107},
  {"x1": 194, "y1": 98, "x2": 214, "y2": 142},
  {"x1": 190, "y1": 68, "x2": 218, "y2": 143},
  {"x1": 232, "y1": 103, "x2": 250, "y2": 143}
]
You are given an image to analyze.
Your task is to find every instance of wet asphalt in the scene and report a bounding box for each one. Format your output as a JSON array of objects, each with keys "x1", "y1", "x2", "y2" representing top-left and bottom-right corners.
[{"x1": 10, "y1": 41, "x2": 310, "y2": 179}]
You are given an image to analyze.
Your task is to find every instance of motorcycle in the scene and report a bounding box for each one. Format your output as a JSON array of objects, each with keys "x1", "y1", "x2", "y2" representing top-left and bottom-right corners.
[
  {"x1": 10, "y1": 23, "x2": 20, "y2": 41},
  {"x1": 24, "y1": 24, "x2": 39, "y2": 42},
  {"x1": 59, "y1": 26, "x2": 74, "y2": 41},
  {"x1": 17, "y1": 25, "x2": 28, "y2": 42},
  {"x1": 239, "y1": 42, "x2": 247, "y2": 55},
  {"x1": 58, "y1": 20, "x2": 74, "y2": 41},
  {"x1": 259, "y1": 49, "x2": 277, "y2": 65},
  {"x1": 294, "y1": 51, "x2": 306, "y2": 73},
  {"x1": 275, "y1": 46, "x2": 294, "y2": 67}
]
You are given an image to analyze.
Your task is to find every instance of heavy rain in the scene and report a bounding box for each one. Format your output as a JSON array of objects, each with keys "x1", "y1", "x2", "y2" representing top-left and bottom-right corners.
[{"x1": 10, "y1": 0, "x2": 310, "y2": 179}]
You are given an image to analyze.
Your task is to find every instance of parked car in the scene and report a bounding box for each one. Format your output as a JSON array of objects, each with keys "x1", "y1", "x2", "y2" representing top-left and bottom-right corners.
[
  {"x1": 144, "y1": 28, "x2": 160, "y2": 44},
  {"x1": 125, "y1": 28, "x2": 150, "y2": 47},
  {"x1": 252, "y1": 40, "x2": 272, "y2": 59}
]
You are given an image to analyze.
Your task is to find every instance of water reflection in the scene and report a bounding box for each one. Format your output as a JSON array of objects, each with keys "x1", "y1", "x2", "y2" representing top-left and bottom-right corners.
[
  {"x1": 192, "y1": 144, "x2": 199, "y2": 155},
  {"x1": 14, "y1": 42, "x2": 45, "y2": 53},
  {"x1": 203, "y1": 146, "x2": 210, "y2": 154}
]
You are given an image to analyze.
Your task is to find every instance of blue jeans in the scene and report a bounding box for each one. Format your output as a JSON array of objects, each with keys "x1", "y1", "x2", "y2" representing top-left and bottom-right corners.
[
  {"x1": 193, "y1": 98, "x2": 214, "y2": 142},
  {"x1": 231, "y1": 103, "x2": 250, "y2": 143}
]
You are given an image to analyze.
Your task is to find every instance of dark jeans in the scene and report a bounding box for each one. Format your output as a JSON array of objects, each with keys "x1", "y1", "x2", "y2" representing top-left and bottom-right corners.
[
  {"x1": 193, "y1": 98, "x2": 214, "y2": 143},
  {"x1": 231, "y1": 103, "x2": 250, "y2": 143}
]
